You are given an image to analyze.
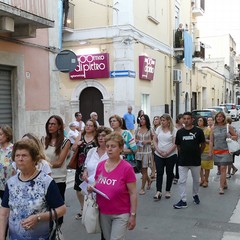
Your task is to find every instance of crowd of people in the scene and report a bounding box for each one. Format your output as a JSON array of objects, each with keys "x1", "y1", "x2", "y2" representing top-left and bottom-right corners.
[{"x1": 0, "y1": 107, "x2": 239, "y2": 239}]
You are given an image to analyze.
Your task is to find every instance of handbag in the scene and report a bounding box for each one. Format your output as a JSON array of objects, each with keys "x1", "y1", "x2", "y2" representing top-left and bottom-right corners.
[
  {"x1": 82, "y1": 194, "x2": 101, "y2": 234},
  {"x1": 226, "y1": 124, "x2": 240, "y2": 154},
  {"x1": 133, "y1": 160, "x2": 142, "y2": 174},
  {"x1": 67, "y1": 149, "x2": 78, "y2": 169},
  {"x1": 226, "y1": 138, "x2": 240, "y2": 153},
  {"x1": 49, "y1": 209, "x2": 64, "y2": 240}
]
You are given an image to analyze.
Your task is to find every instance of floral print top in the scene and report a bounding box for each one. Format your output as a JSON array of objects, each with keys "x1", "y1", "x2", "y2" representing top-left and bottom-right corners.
[
  {"x1": 0, "y1": 142, "x2": 14, "y2": 191},
  {"x1": 2, "y1": 171, "x2": 64, "y2": 240}
]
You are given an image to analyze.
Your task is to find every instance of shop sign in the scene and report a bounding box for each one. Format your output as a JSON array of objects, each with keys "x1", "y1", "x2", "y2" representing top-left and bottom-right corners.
[
  {"x1": 139, "y1": 56, "x2": 156, "y2": 80},
  {"x1": 69, "y1": 53, "x2": 109, "y2": 79}
]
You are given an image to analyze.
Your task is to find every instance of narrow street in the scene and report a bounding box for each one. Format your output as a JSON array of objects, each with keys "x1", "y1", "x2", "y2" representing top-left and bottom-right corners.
[{"x1": 63, "y1": 136, "x2": 240, "y2": 240}]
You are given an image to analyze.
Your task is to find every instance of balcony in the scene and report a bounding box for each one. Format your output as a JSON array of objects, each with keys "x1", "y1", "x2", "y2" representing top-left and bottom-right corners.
[
  {"x1": 0, "y1": 0, "x2": 54, "y2": 38},
  {"x1": 173, "y1": 29, "x2": 184, "y2": 63},
  {"x1": 192, "y1": 42, "x2": 205, "y2": 63},
  {"x1": 62, "y1": 2, "x2": 74, "y2": 33},
  {"x1": 192, "y1": 0, "x2": 205, "y2": 17}
]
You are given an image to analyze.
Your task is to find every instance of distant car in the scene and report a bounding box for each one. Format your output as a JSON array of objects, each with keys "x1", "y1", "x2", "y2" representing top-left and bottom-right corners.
[
  {"x1": 236, "y1": 105, "x2": 240, "y2": 118},
  {"x1": 192, "y1": 109, "x2": 217, "y2": 125},
  {"x1": 219, "y1": 103, "x2": 239, "y2": 121},
  {"x1": 205, "y1": 106, "x2": 231, "y2": 119}
]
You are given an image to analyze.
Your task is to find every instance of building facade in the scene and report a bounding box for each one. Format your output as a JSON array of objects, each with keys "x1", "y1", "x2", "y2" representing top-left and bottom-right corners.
[
  {"x1": 0, "y1": 0, "x2": 234, "y2": 138},
  {"x1": 0, "y1": 0, "x2": 62, "y2": 140}
]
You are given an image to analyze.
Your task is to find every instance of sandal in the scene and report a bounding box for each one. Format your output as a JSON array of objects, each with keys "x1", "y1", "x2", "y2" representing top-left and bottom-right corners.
[
  {"x1": 147, "y1": 180, "x2": 153, "y2": 190},
  {"x1": 202, "y1": 181, "x2": 208, "y2": 188},
  {"x1": 139, "y1": 189, "x2": 146, "y2": 195},
  {"x1": 165, "y1": 191, "x2": 171, "y2": 199},
  {"x1": 75, "y1": 213, "x2": 82, "y2": 220},
  {"x1": 219, "y1": 188, "x2": 224, "y2": 195}
]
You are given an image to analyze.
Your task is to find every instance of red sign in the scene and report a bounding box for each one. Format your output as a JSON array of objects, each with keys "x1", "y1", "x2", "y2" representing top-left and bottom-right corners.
[
  {"x1": 139, "y1": 56, "x2": 156, "y2": 80},
  {"x1": 69, "y1": 53, "x2": 109, "y2": 80}
]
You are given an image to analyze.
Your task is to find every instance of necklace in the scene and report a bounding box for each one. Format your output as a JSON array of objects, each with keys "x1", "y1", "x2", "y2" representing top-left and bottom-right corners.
[
  {"x1": 20, "y1": 168, "x2": 38, "y2": 182},
  {"x1": 50, "y1": 140, "x2": 56, "y2": 146}
]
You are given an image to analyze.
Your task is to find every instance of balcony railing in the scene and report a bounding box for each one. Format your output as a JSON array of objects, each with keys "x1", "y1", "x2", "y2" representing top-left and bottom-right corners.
[{"x1": 63, "y1": 2, "x2": 74, "y2": 30}]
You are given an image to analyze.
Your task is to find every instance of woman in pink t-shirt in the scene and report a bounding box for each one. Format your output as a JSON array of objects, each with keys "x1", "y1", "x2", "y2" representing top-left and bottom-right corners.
[{"x1": 90, "y1": 132, "x2": 137, "y2": 240}]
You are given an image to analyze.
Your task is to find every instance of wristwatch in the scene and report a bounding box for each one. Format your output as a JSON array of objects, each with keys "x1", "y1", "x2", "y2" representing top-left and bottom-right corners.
[
  {"x1": 37, "y1": 214, "x2": 41, "y2": 222},
  {"x1": 131, "y1": 212, "x2": 136, "y2": 217}
]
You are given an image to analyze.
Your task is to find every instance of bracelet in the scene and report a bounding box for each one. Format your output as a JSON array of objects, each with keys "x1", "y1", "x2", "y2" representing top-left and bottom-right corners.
[{"x1": 37, "y1": 213, "x2": 41, "y2": 222}]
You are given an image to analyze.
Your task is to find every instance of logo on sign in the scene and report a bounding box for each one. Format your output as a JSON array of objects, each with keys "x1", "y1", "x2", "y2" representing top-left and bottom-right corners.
[
  {"x1": 139, "y1": 56, "x2": 156, "y2": 80},
  {"x1": 69, "y1": 53, "x2": 109, "y2": 80}
]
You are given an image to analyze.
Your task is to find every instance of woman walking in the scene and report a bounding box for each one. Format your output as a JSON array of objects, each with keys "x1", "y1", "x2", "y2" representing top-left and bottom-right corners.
[
  {"x1": 197, "y1": 117, "x2": 213, "y2": 187},
  {"x1": 109, "y1": 115, "x2": 137, "y2": 166},
  {"x1": 135, "y1": 114, "x2": 154, "y2": 195},
  {"x1": 209, "y1": 112, "x2": 237, "y2": 194},
  {"x1": 43, "y1": 115, "x2": 70, "y2": 225},
  {"x1": 153, "y1": 114, "x2": 177, "y2": 200},
  {"x1": 0, "y1": 139, "x2": 66, "y2": 239},
  {"x1": 89, "y1": 132, "x2": 137, "y2": 240},
  {"x1": 72, "y1": 119, "x2": 97, "y2": 219}
]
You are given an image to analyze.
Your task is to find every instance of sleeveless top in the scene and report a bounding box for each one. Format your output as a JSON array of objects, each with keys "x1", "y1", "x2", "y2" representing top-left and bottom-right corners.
[
  {"x1": 213, "y1": 125, "x2": 232, "y2": 165},
  {"x1": 44, "y1": 138, "x2": 70, "y2": 183}
]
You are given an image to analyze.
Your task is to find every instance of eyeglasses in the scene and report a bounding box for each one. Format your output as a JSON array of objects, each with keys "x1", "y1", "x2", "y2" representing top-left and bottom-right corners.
[
  {"x1": 85, "y1": 124, "x2": 94, "y2": 127},
  {"x1": 77, "y1": 115, "x2": 82, "y2": 117}
]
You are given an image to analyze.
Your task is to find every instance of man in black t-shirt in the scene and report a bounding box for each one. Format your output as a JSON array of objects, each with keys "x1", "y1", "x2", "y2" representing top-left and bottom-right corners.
[{"x1": 173, "y1": 112, "x2": 205, "y2": 209}]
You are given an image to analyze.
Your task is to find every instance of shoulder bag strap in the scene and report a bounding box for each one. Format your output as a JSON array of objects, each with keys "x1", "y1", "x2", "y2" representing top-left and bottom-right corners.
[{"x1": 227, "y1": 123, "x2": 229, "y2": 133}]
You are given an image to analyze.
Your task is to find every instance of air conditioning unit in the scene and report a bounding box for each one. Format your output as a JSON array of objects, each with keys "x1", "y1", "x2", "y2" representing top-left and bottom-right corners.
[{"x1": 173, "y1": 69, "x2": 182, "y2": 83}]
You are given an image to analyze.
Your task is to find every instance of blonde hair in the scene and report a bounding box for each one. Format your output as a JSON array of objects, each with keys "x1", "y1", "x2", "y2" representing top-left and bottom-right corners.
[
  {"x1": 214, "y1": 112, "x2": 227, "y2": 125},
  {"x1": 160, "y1": 114, "x2": 174, "y2": 133}
]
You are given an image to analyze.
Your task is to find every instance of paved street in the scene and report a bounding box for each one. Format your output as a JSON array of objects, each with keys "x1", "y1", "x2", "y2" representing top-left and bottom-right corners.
[{"x1": 63, "y1": 158, "x2": 240, "y2": 240}]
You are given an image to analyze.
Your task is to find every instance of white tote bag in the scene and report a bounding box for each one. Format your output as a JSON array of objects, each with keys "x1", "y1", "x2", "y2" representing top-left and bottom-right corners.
[
  {"x1": 82, "y1": 194, "x2": 101, "y2": 234},
  {"x1": 226, "y1": 124, "x2": 240, "y2": 153}
]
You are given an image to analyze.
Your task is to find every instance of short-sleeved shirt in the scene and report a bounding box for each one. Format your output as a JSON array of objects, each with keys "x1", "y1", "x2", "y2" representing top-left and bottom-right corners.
[
  {"x1": 175, "y1": 126, "x2": 205, "y2": 166},
  {"x1": 84, "y1": 147, "x2": 108, "y2": 184},
  {"x1": 121, "y1": 130, "x2": 137, "y2": 162},
  {"x1": 155, "y1": 127, "x2": 177, "y2": 158},
  {"x1": 2, "y1": 171, "x2": 64, "y2": 240},
  {"x1": 123, "y1": 113, "x2": 135, "y2": 130},
  {"x1": 95, "y1": 160, "x2": 136, "y2": 215},
  {"x1": 73, "y1": 120, "x2": 85, "y2": 131}
]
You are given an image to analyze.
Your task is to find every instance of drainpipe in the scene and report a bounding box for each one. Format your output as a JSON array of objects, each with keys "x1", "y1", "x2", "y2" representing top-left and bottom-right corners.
[{"x1": 58, "y1": 0, "x2": 63, "y2": 50}]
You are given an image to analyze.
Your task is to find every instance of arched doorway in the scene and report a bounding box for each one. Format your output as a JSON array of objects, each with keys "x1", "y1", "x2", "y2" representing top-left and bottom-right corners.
[{"x1": 79, "y1": 87, "x2": 104, "y2": 125}]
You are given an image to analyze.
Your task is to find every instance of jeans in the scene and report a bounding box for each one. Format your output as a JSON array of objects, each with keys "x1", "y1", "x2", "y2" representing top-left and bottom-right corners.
[{"x1": 154, "y1": 154, "x2": 177, "y2": 192}]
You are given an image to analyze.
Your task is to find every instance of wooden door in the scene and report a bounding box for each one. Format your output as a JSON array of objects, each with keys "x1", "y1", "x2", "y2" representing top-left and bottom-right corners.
[{"x1": 79, "y1": 87, "x2": 104, "y2": 125}]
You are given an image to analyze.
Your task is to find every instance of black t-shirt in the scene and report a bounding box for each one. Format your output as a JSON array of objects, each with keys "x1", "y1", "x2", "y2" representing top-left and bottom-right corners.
[{"x1": 175, "y1": 126, "x2": 205, "y2": 166}]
